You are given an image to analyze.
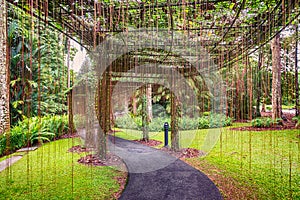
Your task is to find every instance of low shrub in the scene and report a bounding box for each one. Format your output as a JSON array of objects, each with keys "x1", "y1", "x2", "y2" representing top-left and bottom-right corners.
[
  {"x1": 209, "y1": 114, "x2": 232, "y2": 128},
  {"x1": 179, "y1": 117, "x2": 199, "y2": 130},
  {"x1": 149, "y1": 117, "x2": 171, "y2": 132},
  {"x1": 292, "y1": 116, "x2": 300, "y2": 127},
  {"x1": 0, "y1": 115, "x2": 69, "y2": 157},
  {"x1": 202, "y1": 111, "x2": 210, "y2": 116},
  {"x1": 114, "y1": 114, "x2": 232, "y2": 131},
  {"x1": 198, "y1": 117, "x2": 210, "y2": 129},
  {"x1": 114, "y1": 115, "x2": 139, "y2": 130},
  {"x1": 251, "y1": 117, "x2": 274, "y2": 128}
]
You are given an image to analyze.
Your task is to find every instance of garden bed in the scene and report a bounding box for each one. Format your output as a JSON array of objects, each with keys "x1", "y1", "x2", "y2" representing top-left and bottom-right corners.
[
  {"x1": 132, "y1": 139, "x2": 162, "y2": 147},
  {"x1": 230, "y1": 111, "x2": 297, "y2": 131}
]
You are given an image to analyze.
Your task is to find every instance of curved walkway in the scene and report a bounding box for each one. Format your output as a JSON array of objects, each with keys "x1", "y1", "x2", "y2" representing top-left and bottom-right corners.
[{"x1": 108, "y1": 136, "x2": 223, "y2": 200}]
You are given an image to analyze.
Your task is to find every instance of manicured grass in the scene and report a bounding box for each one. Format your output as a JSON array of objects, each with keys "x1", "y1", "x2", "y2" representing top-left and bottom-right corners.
[
  {"x1": 0, "y1": 138, "x2": 124, "y2": 200},
  {"x1": 116, "y1": 124, "x2": 300, "y2": 199},
  {"x1": 203, "y1": 128, "x2": 300, "y2": 199}
]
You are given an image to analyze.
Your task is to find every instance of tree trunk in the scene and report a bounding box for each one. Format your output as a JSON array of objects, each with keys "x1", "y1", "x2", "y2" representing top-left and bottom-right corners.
[
  {"x1": 146, "y1": 83, "x2": 153, "y2": 121},
  {"x1": 141, "y1": 85, "x2": 149, "y2": 142},
  {"x1": 132, "y1": 96, "x2": 137, "y2": 115},
  {"x1": 0, "y1": 1, "x2": 10, "y2": 134},
  {"x1": 171, "y1": 92, "x2": 180, "y2": 151},
  {"x1": 295, "y1": 25, "x2": 299, "y2": 116},
  {"x1": 248, "y1": 56, "x2": 253, "y2": 120},
  {"x1": 67, "y1": 39, "x2": 75, "y2": 134},
  {"x1": 256, "y1": 50, "x2": 263, "y2": 117},
  {"x1": 124, "y1": 94, "x2": 129, "y2": 114},
  {"x1": 96, "y1": 74, "x2": 107, "y2": 160},
  {"x1": 271, "y1": 34, "x2": 282, "y2": 120},
  {"x1": 85, "y1": 76, "x2": 94, "y2": 149}
]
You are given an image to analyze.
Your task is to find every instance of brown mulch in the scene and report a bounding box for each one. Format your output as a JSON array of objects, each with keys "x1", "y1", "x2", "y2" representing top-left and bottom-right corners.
[
  {"x1": 77, "y1": 153, "x2": 125, "y2": 167},
  {"x1": 112, "y1": 173, "x2": 128, "y2": 199},
  {"x1": 58, "y1": 133, "x2": 79, "y2": 139},
  {"x1": 68, "y1": 145, "x2": 92, "y2": 153},
  {"x1": 132, "y1": 139, "x2": 163, "y2": 147},
  {"x1": 132, "y1": 139, "x2": 205, "y2": 158},
  {"x1": 160, "y1": 147, "x2": 206, "y2": 159},
  {"x1": 230, "y1": 111, "x2": 298, "y2": 131},
  {"x1": 230, "y1": 125, "x2": 296, "y2": 131},
  {"x1": 68, "y1": 145, "x2": 127, "y2": 169}
]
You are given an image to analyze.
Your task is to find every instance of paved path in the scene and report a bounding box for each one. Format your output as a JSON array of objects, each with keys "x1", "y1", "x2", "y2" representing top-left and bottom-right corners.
[
  {"x1": 0, "y1": 156, "x2": 23, "y2": 172},
  {"x1": 108, "y1": 136, "x2": 223, "y2": 200}
]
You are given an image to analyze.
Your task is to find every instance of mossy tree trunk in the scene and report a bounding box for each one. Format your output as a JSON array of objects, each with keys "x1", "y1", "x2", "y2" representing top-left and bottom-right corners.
[
  {"x1": 0, "y1": 1, "x2": 10, "y2": 134},
  {"x1": 271, "y1": 34, "x2": 282, "y2": 120}
]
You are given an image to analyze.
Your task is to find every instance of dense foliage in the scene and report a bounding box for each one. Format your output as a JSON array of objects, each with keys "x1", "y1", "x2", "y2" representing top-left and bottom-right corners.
[
  {"x1": 8, "y1": 5, "x2": 71, "y2": 125},
  {"x1": 115, "y1": 114, "x2": 232, "y2": 132},
  {"x1": 0, "y1": 115, "x2": 69, "y2": 156}
]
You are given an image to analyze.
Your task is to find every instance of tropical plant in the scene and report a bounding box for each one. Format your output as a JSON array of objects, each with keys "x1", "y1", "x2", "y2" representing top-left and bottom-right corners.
[
  {"x1": 0, "y1": 115, "x2": 69, "y2": 156},
  {"x1": 8, "y1": 5, "x2": 71, "y2": 125}
]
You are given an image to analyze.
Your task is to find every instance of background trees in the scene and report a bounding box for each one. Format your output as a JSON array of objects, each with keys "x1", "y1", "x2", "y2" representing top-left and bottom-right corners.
[{"x1": 8, "y1": 6, "x2": 71, "y2": 126}]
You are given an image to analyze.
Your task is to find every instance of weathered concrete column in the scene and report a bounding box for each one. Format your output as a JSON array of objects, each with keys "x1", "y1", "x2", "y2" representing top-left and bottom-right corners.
[{"x1": 0, "y1": 1, "x2": 10, "y2": 134}]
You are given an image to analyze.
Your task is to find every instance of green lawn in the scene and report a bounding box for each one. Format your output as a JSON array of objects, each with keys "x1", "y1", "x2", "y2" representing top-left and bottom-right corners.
[
  {"x1": 0, "y1": 138, "x2": 124, "y2": 200},
  {"x1": 115, "y1": 124, "x2": 300, "y2": 199}
]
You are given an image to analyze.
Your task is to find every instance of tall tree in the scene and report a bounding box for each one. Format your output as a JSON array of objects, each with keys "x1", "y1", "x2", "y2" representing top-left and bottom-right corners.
[
  {"x1": 170, "y1": 92, "x2": 180, "y2": 151},
  {"x1": 295, "y1": 25, "x2": 299, "y2": 117},
  {"x1": 146, "y1": 84, "x2": 153, "y2": 121},
  {"x1": 0, "y1": 0, "x2": 10, "y2": 134},
  {"x1": 256, "y1": 50, "x2": 263, "y2": 117},
  {"x1": 271, "y1": 34, "x2": 282, "y2": 120},
  {"x1": 141, "y1": 85, "x2": 149, "y2": 142}
]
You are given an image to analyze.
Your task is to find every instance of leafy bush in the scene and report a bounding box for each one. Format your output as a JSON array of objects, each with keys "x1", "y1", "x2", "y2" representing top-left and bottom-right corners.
[
  {"x1": 202, "y1": 111, "x2": 210, "y2": 116},
  {"x1": 209, "y1": 114, "x2": 232, "y2": 128},
  {"x1": 275, "y1": 118, "x2": 283, "y2": 126},
  {"x1": 114, "y1": 114, "x2": 232, "y2": 131},
  {"x1": 149, "y1": 117, "x2": 170, "y2": 132},
  {"x1": 179, "y1": 117, "x2": 199, "y2": 130},
  {"x1": 0, "y1": 115, "x2": 69, "y2": 156},
  {"x1": 292, "y1": 116, "x2": 300, "y2": 127},
  {"x1": 114, "y1": 115, "x2": 139, "y2": 130},
  {"x1": 199, "y1": 114, "x2": 232, "y2": 129},
  {"x1": 252, "y1": 118, "x2": 263, "y2": 128},
  {"x1": 251, "y1": 117, "x2": 274, "y2": 128},
  {"x1": 198, "y1": 117, "x2": 210, "y2": 129}
]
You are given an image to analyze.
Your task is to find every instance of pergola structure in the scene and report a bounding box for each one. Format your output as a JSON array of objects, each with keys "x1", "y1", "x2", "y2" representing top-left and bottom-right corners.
[
  {"x1": 6, "y1": 1, "x2": 298, "y2": 58},
  {"x1": 1, "y1": 0, "x2": 300, "y2": 152}
]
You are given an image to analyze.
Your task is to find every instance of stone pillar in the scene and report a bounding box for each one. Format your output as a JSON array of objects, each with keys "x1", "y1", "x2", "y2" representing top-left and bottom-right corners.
[{"x1": 0, "y1": 1, "x2": 10, "y2": 134}]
